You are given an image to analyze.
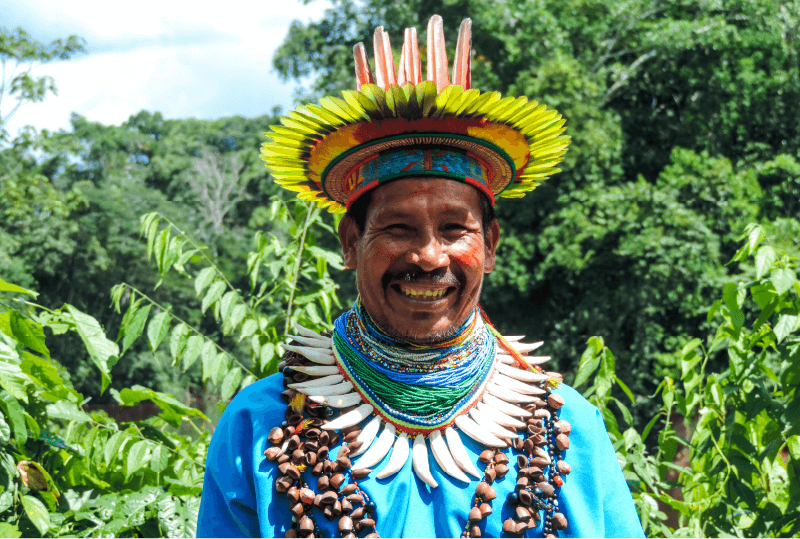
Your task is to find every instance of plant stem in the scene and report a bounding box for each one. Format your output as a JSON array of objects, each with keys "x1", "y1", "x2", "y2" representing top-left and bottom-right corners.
[{"x1": 284, "y1": 203, "x2": 315, "y2": 336}]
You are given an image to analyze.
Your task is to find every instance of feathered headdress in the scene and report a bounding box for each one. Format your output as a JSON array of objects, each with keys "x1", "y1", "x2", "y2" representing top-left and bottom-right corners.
[{"x1": 261, "y1": 16, "x2": 570, "y2": 213}]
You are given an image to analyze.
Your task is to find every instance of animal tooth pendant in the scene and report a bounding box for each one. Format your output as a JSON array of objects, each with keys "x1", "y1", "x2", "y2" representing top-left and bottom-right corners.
[
  {"x1": 444, "y1": 427, "x2": 482, "y2": 479},
  {"x1": 454, "y1": 414, "x2": 507, "y2": 448},
  {"x1": 376, "y1": 432, "x2": 410, "y2": 479},
  {"x1": 412, "y1": 434, "x2": 438, "y2": 488},
  {"x1": 355, "y1": 422, "x2": 396, "y2": 469},
  {"x1": 429, "y1": 430, "x2": 469, "y2": 483},
  {"x1": 349, "y1": 415, "x2": 381, "y2": 457},
  {"x1": 282, "y1": 344, "x2": 335, "y2": 365},
  {"x1": 295, "y1": 381, "x2": 353, "y2": 396},
  {"x1": 310, "y1": 392, "x2": 362, "y2": 408},
  {"x1": 322, "y1": 403, "x2": 374, "y2": 431}
]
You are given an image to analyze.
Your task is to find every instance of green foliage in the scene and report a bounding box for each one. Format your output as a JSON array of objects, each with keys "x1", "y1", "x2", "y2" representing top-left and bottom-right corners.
[
  {"x1": 0, "y1": 27, "x2": 86, "y2": 139},
  {"x1": 0, "y1": 281, "x2": 208, "y2": 537},
  {"x1": 111, "y1": 199, "x2": 342, "y2": 404},
  {"x1": 575, "y1": 224, "x2": 800, "y2": 537}
]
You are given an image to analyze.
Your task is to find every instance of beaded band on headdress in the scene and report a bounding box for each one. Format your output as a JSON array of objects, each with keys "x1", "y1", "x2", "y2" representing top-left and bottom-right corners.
[{"x1": 261, "y1": 16, "x2": 571, "y2": 212}]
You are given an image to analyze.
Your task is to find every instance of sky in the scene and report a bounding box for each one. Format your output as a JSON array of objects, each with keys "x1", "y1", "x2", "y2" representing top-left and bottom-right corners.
[{"x1": 1, "y1": 0, "x2": 331, "y2": 136}]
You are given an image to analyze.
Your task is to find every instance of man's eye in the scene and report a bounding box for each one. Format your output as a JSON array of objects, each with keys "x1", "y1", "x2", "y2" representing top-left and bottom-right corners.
[{"x1": 385, "y1": 224, "x2": 411, "y2": 232}]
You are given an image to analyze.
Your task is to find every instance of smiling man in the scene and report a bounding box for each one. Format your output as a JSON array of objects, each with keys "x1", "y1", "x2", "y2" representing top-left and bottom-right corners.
[{"x1": 198, "y1": 16, "x2": 644, "y2": 539}]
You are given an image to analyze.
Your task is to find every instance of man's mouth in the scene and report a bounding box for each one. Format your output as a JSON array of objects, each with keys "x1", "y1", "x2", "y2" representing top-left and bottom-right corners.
[{"x1": 390, "y1": 284, "x2": 455, "y2": 302}]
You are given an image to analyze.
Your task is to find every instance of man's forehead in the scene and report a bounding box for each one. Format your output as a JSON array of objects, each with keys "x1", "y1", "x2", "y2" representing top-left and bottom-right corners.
[{"x1": 366, "y1": 179, "x2": 482, "y2": 219}]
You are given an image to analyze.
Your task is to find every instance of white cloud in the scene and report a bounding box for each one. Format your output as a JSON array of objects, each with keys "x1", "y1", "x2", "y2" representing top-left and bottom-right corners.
[{"x1": 2, "y1": 0, "x2": 331, "y2": 136}]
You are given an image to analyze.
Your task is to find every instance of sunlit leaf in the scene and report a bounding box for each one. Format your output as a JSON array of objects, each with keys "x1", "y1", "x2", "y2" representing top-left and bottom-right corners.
[
  {"x1": 147, "y1": 310, "x2": 171, "y2": 350},
  {"x1": 21, "y1": 494, "x2": 50, "y2": 535}
]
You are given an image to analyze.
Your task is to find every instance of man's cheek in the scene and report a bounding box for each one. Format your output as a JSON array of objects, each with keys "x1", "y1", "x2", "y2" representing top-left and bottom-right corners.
[{"x1": 451, "y1": 244, "x2": 484, "y2": 271}]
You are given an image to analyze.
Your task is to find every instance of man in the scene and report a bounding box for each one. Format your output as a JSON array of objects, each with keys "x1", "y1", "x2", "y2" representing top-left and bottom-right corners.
[{"x1": 198, "y1": 16, "x2": 644, "y2": 538}]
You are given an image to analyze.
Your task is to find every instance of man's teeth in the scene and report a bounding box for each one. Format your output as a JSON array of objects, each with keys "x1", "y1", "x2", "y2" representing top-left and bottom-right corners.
[{"x1": 400, "y1": 288, "x2": 446, "y2": 299}]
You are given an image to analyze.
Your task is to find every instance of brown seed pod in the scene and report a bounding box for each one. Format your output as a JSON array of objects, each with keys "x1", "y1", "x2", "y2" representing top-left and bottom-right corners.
[
  {"x1": 495, "y1": 464, "x2": 509, "y2": 478},
  {"x1": 297, "y1": 516, "x2": 314, "y2": 534},
  {"x1": 268, "y1": 427, "x2": 284, "y2": 444},
  {"x1": 516, "y1": 455, "x2": 528, "y2": 469},
  {"x1": 285, "y1": 464, "x2": 301, "y2": 481},
  {"x1": 358, "y1": 519, "x2": 376, "y2": 532},
  {"x1": 317, "y1": 475, "x2": 330, "y2": 491},
  {"x1": 556, "y1": 420, "x2": 571, "y2": 435},
  {"x1": 311, "y1": 462, "x2": 324, "y2": 476},
  {"x1": 299, "y1": 488, "x2": 315, "y2": 504},
  {"x1": 275, "y1": 476, "x2": 293, "y2": 493},
  {"x1": 479, "y1": 503, "x2": 492, "y2": 517},
  {"x1": 468, "y1": 507, "x2": 483, "y2": 521},
  {"x1": 556, "y1": 433, "x2": 570, "y2": 451},
  {"x1": 478, "y1": 450, "x2": 494, "y2": 463},
  {"x1": 484, "y1": 467, "x2": 496, "y2": 483},
  {"x1": 533, "y1": 409, "x2": 551, "y2": 419},
  {"x1": 340, "y1": 498, "x2": 353, "y2": 513},
  {"x1": 344, "y1": 430, "x2": 361, "y2": 443},
  {"x1": 330, "y1": 473, "x2": 346, "y2": 489},
  {"x1": 338, "y1": 516, "x2": 354, "y2": 533},
  {"x1": 264, "y1": 447, "x2": 282, "y2": 461},
  {"x1": 277, "y1": 454, "x2": 291, "y2": 464},
  {"x1": 340, "y1": 483, "x2": 358, "y2": 495},
  {"x1": 516, "y1": 477, "x2": 529, "y2": 490},
  {"x1": 346, "y1": 493, "x2": 363, "y2": 504},
  {"x1": 352, "y1": 468, "x2": 372, "y2": 479},
  {"x1": 503, "y1": 519, "x2": 518, "y2": 534},
  {"x1": 333, "y1": 500, "x2": 342, "y2": 516},
  {"x1": 287, "y1": 414, "x2": 303, "y2": 427},
  {"x1": 552, "y1": 512, "x2": 568, "y2": 530},
  {"x1": 336, "y1": 455, "x2": 352, "y2": 470},
  {"x1": 518, "y1": 490, "x2": 532, "y2": 506},
  {"x1": 319, "y1": 431, "x2": 331, "y2": 446},
  {"x1": 317, "y1": 446, "x2": 329, "y2": 461},
  {"x1": 304, "y1": 452, "x2": 317, "y2": 466},
  {"x1": 287, "y1": 435, "x2": 301, "y2": 451},
  {"x1": 531, "y1": 457, "x2": 550, "y2": 468},
  {"x1": 547, "y1": 393, "x2": 565, "y2": 409},
  {"x1": 290, "y1": 502, "x2": 304, "y2": 518},
  {"x1": 516, "y1": 506, "x2": 531, "y2": 522},
  {"x1": 350, "y1": 507, "x2": 365, "y2": 519},
  {"x1": 292, "y1": 449, "x2": 305, "y2": 464},
  {"x1": 469, "y1": 524, "x2": 482, "y2": 537},
  {"x1": 320, "y1": 491, "x2": 338, "y2": 505},
  {"x1": 305, "y1": 428, "x2": 321, "y2": 440},
  {"x1": 537, "y1": 481, "x2": 555, "y2": 498},
  {"x1": 347, "y1": 440, "x2": 363, "y2": 454},
  {"x1": 557, "y1": 460, "x2": 572, "y2": 475},
  {"x1": 493, "y1": 453, "x2": 509, "y2": 466},
  {"x1": 323, "y1": 505, "x2": 334, "y2": 521}
]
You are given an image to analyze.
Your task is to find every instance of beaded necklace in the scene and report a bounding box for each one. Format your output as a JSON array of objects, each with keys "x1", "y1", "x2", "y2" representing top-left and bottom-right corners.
[{"x1": 332, "y1": 301, "x2": 495, "y2": 430}]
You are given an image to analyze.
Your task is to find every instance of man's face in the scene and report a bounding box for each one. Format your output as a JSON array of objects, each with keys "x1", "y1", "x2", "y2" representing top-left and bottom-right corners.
[{"x1": 339, "y1": 178, "x2": 500, "y2": 344}]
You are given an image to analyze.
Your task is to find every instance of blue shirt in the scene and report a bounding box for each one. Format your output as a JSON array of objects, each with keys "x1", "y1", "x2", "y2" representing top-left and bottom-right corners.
[{"x1": 197, "y1": 374, "x2": 644, "y2": 538}]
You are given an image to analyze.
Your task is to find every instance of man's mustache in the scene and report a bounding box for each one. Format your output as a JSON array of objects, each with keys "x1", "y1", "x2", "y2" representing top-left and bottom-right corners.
[{"x1": 385, "y1": 268, "x2": 462, "y2": 287}]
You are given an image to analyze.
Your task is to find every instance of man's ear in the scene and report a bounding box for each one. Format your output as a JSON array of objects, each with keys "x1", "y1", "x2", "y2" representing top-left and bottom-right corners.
[
  {"x1": 338, "y1": 215, "x2": 360, "y2": 269},
  {"x1": 483, "y1": 219, "x2": 501, "y2": 273}
]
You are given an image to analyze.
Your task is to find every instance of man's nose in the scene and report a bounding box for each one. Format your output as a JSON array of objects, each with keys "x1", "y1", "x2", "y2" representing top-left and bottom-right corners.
[{"x1": 409, "y1": 233, "x2": 449, "y2": 271}]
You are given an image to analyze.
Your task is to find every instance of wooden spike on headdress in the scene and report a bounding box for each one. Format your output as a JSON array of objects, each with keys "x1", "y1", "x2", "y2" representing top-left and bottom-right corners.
[
  {"x1": 426, "y1": 15, "x2": 450, "y2": 92},
  {"x1": 353, "y1": 42, "x2": 375, "y2": 90},
  {"x1": 397, "y1": 27, "x2": 421, "y2": 86},
  {"x1": 452, "y1": 18, "x2": 472, "y2": 89},
  {"x1": 373, "y1": 26, "x2": 397, "y2": 89}
]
